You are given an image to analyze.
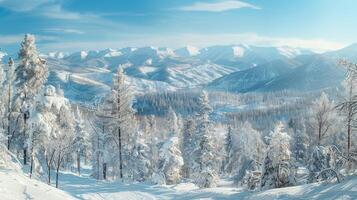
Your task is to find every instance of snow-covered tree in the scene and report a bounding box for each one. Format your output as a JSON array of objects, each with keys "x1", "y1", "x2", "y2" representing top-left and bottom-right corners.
[
  {"x1": 182, "y1": 118, "x2": 196, "y2": 178},
  {"x1": 308, "y1": 146, "x2": 329, "y2": 183},
  {"x1": 224, "y1": 126, "x2": 233, "y2": 173},
  {"x1": 309, "y1": 92, "x2": 336, "y2": 145},
  {"x1": 3, "y1": 58, "x2": 15, "y2": 150},
  {"x1": 73, "y1": 106, "x2": 90, "y2": 175},
  {"x1": 28, "y1": 85, "x2": 76, "y2": 187},
  {"x1": 288, "y1": 118, "x2": 309, "y2": 164},
  {"x1": 13, "y1": 34, "x2": 48, "y2": 165},
  {"x1": 231, "y1": 122, "x2": 265, "y2": 184},
  {"x1": 153, "y1": 136, "x2": 183, "y2": 185},
  {"x1": 107, "y1": 67, "x2": 135, "y2": 179},
  {"x1": 53, "y1": 104, "x2": 76, "y2": 188},
  {"x1": 261, "y1": 122, "x2": 294, "y2": 190},
  {"x1": 194, "y1": 91, "x2": 219, "y2": 188},
  {"x1": 337, "y1": 60, "x2": 357, "y2": 161},
  {"x1": 130, "y1": 130, "x2": 152, "y2": 182},
  {"x1": 89, "y1": 104, "x2": 111, "y2": 180}
]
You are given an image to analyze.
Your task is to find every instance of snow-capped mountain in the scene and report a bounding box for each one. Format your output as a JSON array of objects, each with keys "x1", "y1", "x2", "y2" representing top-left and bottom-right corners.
[
  {"x1": 2, "y1": 44, "x2": 354, "y2": 102},
  {"x1": 207, "y1": 59, "x2": 300, "y2": 92},
  {"x1": 207, "y1": 43, "x2": 357, "y2": 93},
  {"x1": 0, "y1": 51, "x2": 7, "y2": 61},
  {"x1": 174, "y1": 45, "x2": 200, "y2": 57}
]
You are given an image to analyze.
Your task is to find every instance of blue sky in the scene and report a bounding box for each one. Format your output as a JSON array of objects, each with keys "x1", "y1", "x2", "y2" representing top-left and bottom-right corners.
[{"x1": 0, "y1": 0, "x2": 356, "y2": 53}]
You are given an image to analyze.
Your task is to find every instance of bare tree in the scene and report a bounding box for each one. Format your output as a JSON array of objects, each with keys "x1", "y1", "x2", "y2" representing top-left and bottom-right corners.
[
  {"x1": 310, "y1": 92, "x2": 335, "y2": 145},
  {"x1": 337, "y1": 60, "x2": 357, "y2": 160}
]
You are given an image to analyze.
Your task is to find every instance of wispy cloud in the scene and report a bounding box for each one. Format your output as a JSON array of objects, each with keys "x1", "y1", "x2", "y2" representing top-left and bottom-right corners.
[
  {"x1": 0, "y1": 34, "x2": 23, "y2": 45},
  {"x1": 179, "y1": 0, "x2": 260, "y2": 12},
  {"x1": 44, "y1": 28, "x2": 85, "y2": 34},
  {"x1": 0, "y1": 0, "x2": 54, "y2": 12},
  {"x1": 40, "y1": 4, "x2": 83, "y2": 20},
  {"x1": 0, "y1": 34, "x2": 58, "y2": 46}
]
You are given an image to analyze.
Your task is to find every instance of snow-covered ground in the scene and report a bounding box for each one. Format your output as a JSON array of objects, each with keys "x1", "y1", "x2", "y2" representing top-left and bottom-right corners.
[
  {"x1": 1, "y1": 165, "x2": 356, "y2": 200},
  {"x1": 0, "y1": 169, "x2": 76, "y2": 200}
]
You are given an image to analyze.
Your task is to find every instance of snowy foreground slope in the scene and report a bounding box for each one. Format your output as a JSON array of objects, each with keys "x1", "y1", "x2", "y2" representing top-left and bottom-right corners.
[
  {"x1": 1, "y1": 166, "x2": 356, "y2": 200},
  {"x1": 0, "y1": 170, "x2": 76, "y2": 200}
]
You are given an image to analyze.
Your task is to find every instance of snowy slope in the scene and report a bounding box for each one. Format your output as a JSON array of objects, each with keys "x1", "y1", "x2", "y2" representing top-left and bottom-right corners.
[
  {"x1": 43, "y1": 169, "x2": 357, "y2": 200},
  {"x1": 207, "y1": 59, "x2": 300, "y2": 92},
  {"x1": 257, "y1": 55, "x2": 345, "y2": 92},
  {"x1": 0, "y1": 144, "x2": 76, "y2": 200},
  {"x1": 0, "y1": 170, "x2": 77, "y2": 200}
]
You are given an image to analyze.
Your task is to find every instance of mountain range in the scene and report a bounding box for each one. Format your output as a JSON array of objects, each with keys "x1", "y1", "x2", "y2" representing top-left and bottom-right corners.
[{"x1": 1, "y1": 44, "x2": 356, "y2": 103}]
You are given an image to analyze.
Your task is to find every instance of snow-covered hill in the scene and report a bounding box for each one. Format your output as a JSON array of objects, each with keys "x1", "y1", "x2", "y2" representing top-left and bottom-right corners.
[{"x1": 0, "y1": 170, "x2": 76, "y2": 200}]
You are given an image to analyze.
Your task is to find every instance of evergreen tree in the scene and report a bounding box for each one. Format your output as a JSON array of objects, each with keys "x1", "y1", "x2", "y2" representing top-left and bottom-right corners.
[
  {"x1": 261, "y1": 122, "x2": 294, "y2": 190},
  {"x1": 194, "y1": 91, "x2": 218, "y2": 188},
  {"x1": 182, "y1": 118, "x2": 196, "y2": 178},
  {"x1": 73, "y1": 106, "x2": 90, "y2": 175},
  {"x1": 4, "y1": 58, "x2": 15, "y2": 150},
  {"x1": 130, "y1": 130, "x2": 152, "y2": 182},
  {"x1": 13, "y1": 34, "x2": 48, "y2": 165},
  {"x1": 154, "y1": 137, "x2": 183, "y2": 185}
]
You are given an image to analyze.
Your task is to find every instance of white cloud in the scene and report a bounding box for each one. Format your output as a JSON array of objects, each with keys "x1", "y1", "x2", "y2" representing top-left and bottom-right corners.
[
  {"x1": 44, "y1": 28, "x2": 85, "y2": 34},
  {"x1": 41, "y1": 4, "x2": 83, "y2": 20},
  {"x1": 0, "y1": 0, "x2": 54, "y2": 12},
  {"x1": 0, "y1": 34, "x2": 58, "y2": 45},
  {"x1": 0, "y1": 34, "x2": 23, "y2": 45},
  {"x1": 179, "y1": 0, "x2": 260, "y2": 12}
]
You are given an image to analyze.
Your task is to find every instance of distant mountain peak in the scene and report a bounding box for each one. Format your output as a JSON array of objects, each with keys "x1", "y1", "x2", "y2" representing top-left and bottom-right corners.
[{"x1": 174, "y1": 45, "x2": 200, "y2": 57}]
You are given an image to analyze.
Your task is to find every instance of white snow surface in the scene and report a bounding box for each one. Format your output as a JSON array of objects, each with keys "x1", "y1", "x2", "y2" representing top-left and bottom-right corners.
[
  {"x1": 1, "y1": 160, "x2": 356, "y2": 200},
  {"x1": 0, "y1": 170, "x2": 76, "y2": 200}
]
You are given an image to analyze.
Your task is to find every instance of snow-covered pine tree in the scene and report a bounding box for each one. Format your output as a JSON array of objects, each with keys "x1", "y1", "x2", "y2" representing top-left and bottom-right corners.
[
  {"x1": 166, "y1": 107, "x2": 179, "y2": 137},
  {"x1": 89, "y1": 103, "x2": 111, "y2": 180},
  {"x1": 73, "y1": 106, "x2": 90, "y2": 175},
  {"x1": 261, "y1": 122, "x2": 294, "y2": 190},
  {"x1": 182, "y1": 118, "x2": 196, "y2": 178},
  {"x1": 288, "y1": 118, "x2": 309, "y2": 164},
  {"x1": 4, "y1": 58, "x2": 15, "y2": 150},
  {"x1": 130, "y1": 130, "x2": 152, "y2": 182},
  {"x1": 308, "y1": 146, "x2": 329, "y2": 183},
  {"x1": 13, "y1": 34, "x2": 48, "y2": 165},
  {"x1": 224, "y1": 126, "x2": 234, "y2": 174},
  {"x1": 194, "y1": 91, "x2": 219, "y2": 188},
  {"x1": 232, "y1": 122, "x2": 265, "y2": 185},
  {"x1": 108, "y1": 67, "x2": 135, "y2": 179},
  {"x1": 0, "y1": 58, "x2": 4, "y2": 145},
  {"x1": 153, "y1": 136, "x2": 183, "y2": 185}
]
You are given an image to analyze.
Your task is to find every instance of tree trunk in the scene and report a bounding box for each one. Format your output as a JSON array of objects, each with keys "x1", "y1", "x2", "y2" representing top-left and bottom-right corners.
[
  {"x1": 23, "y1": 113, "x2": 27, "y2": 165},
  {"x1": 23, "y1": 149, "x2": 27, "y2": 165},
  {"x1": 48, "y1": 167, "x2": 51, "y2": 185},
  {"x1": 103, "y1": 162, "x2": 107, "y2": 180},
  {"x1": 56, "y1": 167, "x2": 59, "y2": 188},
  {"x1": 29, "y1": 156, "x2": 33, "y2": 178},
  {"x1": 347, "y1": 118, "x2": 352, "y2": 160},
  {"x1": 118, "y1": 127, "x2": 123, "y2": 179},
  {"x1": 77, "y1": 152, "x2": 81, "y2": 176},
  {"x1": 7, "y1": 78, "x2": 12, "y2": 150}
]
